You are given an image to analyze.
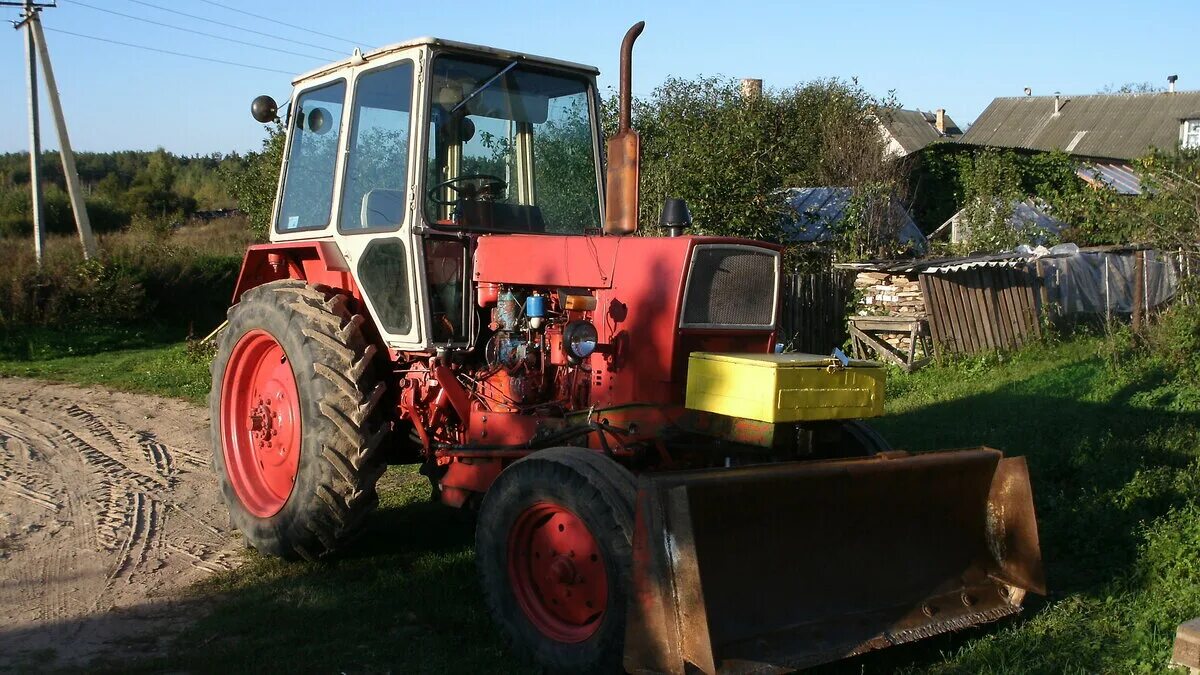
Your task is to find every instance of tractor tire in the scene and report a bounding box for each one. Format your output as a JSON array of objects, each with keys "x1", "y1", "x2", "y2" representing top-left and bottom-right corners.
[
  {"x1": 476, "y1": 447, "x2": 636, "y2": 674},
  {"x1": 842, "y1": 419, "x2": 892, "y2": 455},
  {"x1": 802, "y1": 419, "x2": 892, "y2": 459},
  {"x1": 210, "y1": 279, "x2": 387, "y2": 561}
]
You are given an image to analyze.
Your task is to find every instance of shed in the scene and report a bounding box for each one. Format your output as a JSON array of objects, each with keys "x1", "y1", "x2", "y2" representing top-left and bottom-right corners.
[
  {"x1": 782, "y1": 187, "x2": 928, "y2": 254},
  {"x1": 928, "y1": 198, "x2": 1067, "y2": 245}
]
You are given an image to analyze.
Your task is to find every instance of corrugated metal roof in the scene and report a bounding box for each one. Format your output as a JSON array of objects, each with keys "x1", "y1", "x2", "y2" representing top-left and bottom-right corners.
[
  {"x1": 1008, "y1": 198, "x2": 1066, "y2": 235},
  {"x1": 878, "y1": 108, "x2": 963, "y2": 154},
  {"x1": 1076, "y1": 161, "x2": 1143, "y2": 195},
  {"x1": 959, "y1": 91, "x2": 1200, "y2": 160},
  {"x1": 781, "y1": 187, "x2": 927, "y2": 253},
  {"x1": 835, "y1": 252, "x2": 1028, "y2": 274}
]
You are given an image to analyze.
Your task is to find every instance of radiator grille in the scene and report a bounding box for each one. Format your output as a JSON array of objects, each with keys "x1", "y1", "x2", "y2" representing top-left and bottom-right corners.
[{"x1": 682, "y1": 246, "x2": 778, "y2": 327}]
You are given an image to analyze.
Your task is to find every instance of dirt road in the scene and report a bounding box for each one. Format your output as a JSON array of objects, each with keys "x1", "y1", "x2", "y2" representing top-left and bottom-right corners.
[{"x1": 0, "y1": 378, "x2": 238, "y2": 669}]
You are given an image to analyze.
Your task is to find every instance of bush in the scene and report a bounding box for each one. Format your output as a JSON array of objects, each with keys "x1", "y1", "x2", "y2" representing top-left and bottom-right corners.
[{"x1": 0, "y1": 216, "x2": 251, "y2": 332}]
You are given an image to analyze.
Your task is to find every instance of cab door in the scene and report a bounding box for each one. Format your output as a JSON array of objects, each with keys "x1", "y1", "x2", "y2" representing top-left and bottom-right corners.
[{"x1": 331, "y1": 52, "x2": 428, "y2": 351}]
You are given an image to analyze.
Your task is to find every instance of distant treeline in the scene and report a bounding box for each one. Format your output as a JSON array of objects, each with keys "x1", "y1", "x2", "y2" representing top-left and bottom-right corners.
[{"x1": 0, "y1": 149, "x2": 253, "y2": 237}]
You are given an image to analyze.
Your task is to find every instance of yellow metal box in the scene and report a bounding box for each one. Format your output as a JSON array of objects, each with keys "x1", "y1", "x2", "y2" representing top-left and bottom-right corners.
[{"x1": 684, "y1": 352, "x2": 885, "y2": 423}]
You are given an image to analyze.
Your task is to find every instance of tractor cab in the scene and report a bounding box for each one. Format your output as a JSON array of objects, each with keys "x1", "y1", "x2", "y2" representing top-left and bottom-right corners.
[{"x1": 260, "y1": 39, "x2": 604, "y2": 350}]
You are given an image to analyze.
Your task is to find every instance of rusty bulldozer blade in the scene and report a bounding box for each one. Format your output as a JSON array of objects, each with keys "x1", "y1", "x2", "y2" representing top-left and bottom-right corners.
[{"x1": 624, "y1": 447, "x2": 1044, "y2": 674}]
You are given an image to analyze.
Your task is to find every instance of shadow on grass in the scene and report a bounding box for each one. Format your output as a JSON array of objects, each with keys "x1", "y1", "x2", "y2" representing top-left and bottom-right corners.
[
  {"x1": 153, "y1": 469, "x2": 530, "y2": 674},
  {"x1": 0, "y1": 323, "x2": 194, "y2": 362}
]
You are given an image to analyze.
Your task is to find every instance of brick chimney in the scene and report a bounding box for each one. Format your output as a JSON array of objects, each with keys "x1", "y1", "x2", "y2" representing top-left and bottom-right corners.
[
  {"x1": 935, "y1": 108, "x2": 946, "y2": 134},
  {"x1": 740, "y1": 78, "x2": 763, "y2": 101}
]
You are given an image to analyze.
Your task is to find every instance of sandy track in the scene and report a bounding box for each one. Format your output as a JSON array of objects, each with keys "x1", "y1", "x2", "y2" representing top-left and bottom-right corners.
[{"x1": 0, "y1": 378, "x2": 237, "y2": 669}]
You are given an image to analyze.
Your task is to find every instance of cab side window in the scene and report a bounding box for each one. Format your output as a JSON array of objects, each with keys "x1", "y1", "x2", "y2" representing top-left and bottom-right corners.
[
  {"x1": 340, "y1": 62, "x2": 414, "y2": 231},
  {"x1": 276, "y1": 80, "x2": 346, "y2": 232}
]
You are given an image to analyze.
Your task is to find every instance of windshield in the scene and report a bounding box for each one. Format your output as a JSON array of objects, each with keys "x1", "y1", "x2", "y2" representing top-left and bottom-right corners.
[{"x1": 424, "y1": 55, "x2": 601, "y2": 235}]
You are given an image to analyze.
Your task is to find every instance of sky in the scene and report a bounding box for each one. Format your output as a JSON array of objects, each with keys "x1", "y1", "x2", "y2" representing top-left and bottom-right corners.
[{"x1": 0, "y1": 0, "x2": 1195, "y2": 156}]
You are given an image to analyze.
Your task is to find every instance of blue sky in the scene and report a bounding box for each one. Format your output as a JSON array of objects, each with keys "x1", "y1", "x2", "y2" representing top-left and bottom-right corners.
[{"x1": 0, "y1": 0, "x2": 1194, "y2": 156}]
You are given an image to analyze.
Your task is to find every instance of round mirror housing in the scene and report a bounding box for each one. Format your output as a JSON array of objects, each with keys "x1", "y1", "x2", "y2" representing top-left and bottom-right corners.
[
  {"x1": 306, "y1": 108, "x2": 332, "y2": 134},
  {"x1": 250, "y1": 95, "x2": 278, "y2": 123}
]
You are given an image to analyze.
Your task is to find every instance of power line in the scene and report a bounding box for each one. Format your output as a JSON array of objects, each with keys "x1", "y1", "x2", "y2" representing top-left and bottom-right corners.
[
  {"x1": 43, "y1": 26, "x2": 297, "y2": 75},
  {"x1": 66, "y1": 0, "x2": 325, "y2": 62},
  {"x1": 194, "y1": 0, "x2": 366, "y2": 50},
  {"x1": 123, "y1": 0, "x2": 352, "y2": 57}
]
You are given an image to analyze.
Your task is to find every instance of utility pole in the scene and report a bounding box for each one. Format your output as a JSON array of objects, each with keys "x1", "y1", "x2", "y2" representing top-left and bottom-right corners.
[
  {"x1": 29, "y1": 11, "x2": 95, "y2": 258},
  {"x1": 8, "y1": 0, "x2": 51, "y2": 265},
  {"x1": 8, "y1": 0, "x2": 97, "y2": 262}
]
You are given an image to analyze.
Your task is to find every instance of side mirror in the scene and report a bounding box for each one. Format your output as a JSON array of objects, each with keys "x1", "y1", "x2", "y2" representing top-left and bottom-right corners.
[
  {"x1": 251, "y1": 95, "x2": 278, "y2": 123},
  {"x1": 305, "y1": 108, "x2": 333, "y2": 134}
]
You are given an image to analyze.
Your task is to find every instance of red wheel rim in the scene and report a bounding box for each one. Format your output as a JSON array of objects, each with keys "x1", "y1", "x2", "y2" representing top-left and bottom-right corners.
[
  {"x1": 220, "y1": 329, "x2": 302, "y2": 518},
  {"x1": 507, "y1": 501, "x2": 608, "y2": 643}
]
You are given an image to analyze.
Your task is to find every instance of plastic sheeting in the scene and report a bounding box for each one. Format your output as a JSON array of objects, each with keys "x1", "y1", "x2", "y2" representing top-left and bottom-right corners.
[{"x1": 1036, "y1": 249, "x2": 1178, "y2": 316}]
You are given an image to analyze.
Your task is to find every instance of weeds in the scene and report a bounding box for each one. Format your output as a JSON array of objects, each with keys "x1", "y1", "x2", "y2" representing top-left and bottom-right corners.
[{"x1": 0, "y1": 215, "x2": 252, "y2": 331}]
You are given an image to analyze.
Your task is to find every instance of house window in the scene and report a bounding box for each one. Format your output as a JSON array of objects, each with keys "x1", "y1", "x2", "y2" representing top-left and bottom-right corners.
[{"x1": 1184, "y1": 120, "x2": 1200, "y2": 150}]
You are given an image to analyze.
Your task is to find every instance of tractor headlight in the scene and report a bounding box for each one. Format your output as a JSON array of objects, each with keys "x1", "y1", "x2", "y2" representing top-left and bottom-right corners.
[{"x1": 563, "y1": 320, "x2": 598, "y2": 361}]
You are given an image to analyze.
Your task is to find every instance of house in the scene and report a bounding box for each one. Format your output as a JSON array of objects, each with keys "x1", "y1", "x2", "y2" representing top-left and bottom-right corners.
[
  {"x1": 877, "y1": 108, "x2": 963, "y2": 157},
  {"x1": 782, "y1": 187, "x2": 928, "y2": 254},
  {"x1": 959, "y1": 87, "x2": 1200, "y2": 194}
]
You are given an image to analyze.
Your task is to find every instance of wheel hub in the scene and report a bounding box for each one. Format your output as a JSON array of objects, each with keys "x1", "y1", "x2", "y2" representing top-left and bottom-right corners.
[
  {"x1": 220, "y1": 330, "x2": 302, "y2": 518},
  {"x1": 507, "y1": 502, "x2": 608, "y2": 643}
]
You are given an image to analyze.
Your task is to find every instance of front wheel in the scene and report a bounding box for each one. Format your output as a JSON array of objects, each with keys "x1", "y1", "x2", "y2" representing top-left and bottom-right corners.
[{"x1": 476, "y1": 448, "x2": 635, "y2": 673}]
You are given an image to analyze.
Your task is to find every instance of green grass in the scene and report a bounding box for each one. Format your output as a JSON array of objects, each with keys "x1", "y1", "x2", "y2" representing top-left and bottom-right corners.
[
  {"x1": 8, "y1": 326, "x2": 1200, "y2": 673},
  {"x1": 0, "y1": 325, "x2": 211, "y2": 403}
]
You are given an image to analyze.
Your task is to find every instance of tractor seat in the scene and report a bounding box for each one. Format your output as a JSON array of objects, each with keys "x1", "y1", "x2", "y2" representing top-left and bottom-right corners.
[
  {"x1": 360, "y1": 189, "x2": 407, "y2": 228},
  {"x1": 455, "y1": 201, "x2": 546, "y2": 233}
]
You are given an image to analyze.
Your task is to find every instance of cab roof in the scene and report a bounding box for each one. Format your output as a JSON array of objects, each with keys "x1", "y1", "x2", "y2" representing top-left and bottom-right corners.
[{"x1": 293, "y1": 36, "x2": 600, "y2": 85}]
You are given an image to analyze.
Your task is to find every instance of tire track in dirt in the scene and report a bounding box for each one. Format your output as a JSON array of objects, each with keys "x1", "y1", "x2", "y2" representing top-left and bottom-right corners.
[
  {"x1": 0, "y1": 378, "x2": 238, "y2": 670},
  {"x1": 66, "y1": 404, "x2": 184, "y2": 481}
]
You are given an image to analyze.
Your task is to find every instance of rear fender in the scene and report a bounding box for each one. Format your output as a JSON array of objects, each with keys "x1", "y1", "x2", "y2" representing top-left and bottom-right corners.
[{"x1": 231, "y1": 241, "x2": 358, "y2": 304}]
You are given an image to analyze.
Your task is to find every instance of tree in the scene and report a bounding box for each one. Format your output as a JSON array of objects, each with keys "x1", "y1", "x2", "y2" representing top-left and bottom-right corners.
[
  {"x1": 224, "y1": 123, "x2": 285, "y2": 240},
  {"x1": 607, "y1": 75, "x2": 905, "y2": 258}
]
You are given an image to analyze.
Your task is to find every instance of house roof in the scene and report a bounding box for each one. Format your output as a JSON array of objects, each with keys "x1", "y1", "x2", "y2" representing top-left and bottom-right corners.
[
  {"x1": 878, "y1": 109, "x2": 963, "y2": 154},
  {"x1": 959, "y1": 91, "x2": 1200, "y2": 160},
  {"x1": 781, "y1": 187, "x2": 928, "y2": 253}
]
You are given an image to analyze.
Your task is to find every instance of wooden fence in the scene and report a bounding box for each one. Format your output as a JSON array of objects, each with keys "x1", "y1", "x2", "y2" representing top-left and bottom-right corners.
[
  {"x1": 917, "y1": 267, "x2": 1042, "y2": 356},
  {"x1": 779, "y1": 270, "x2": 855, "y2": 354}
]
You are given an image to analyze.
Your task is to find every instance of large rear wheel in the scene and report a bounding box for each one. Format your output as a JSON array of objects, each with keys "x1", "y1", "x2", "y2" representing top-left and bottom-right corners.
[
  {"x1": 476, "y1": 448, "x2": 635, "y2": 673},
  {"x1": 210, "y1": 280, "x2": 387, "y2": 560}
]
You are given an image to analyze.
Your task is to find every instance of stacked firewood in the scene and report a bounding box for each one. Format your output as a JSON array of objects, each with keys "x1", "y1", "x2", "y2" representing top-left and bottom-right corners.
[
  {"x1": 853, "y1": 272, "x2": 924, "y2": 316},
  {"x1": 852, "y1": 272, "x2": 927, "y2": 355}
]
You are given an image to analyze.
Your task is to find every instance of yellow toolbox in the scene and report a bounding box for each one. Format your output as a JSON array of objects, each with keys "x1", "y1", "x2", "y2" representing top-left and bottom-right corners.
[{"x1": 684, "y1": 352, "x2": 885, "y2": 423}]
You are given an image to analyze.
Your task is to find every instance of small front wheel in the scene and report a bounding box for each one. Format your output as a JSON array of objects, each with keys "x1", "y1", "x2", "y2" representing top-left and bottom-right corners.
[{"x1": 476, "y1": 448, "x2": 635, "y2": 673}]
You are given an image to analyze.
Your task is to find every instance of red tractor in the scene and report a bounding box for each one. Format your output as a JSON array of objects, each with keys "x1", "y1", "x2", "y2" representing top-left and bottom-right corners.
[{"x1": 213, "y1": 23, "x2": 1044, "y2": 673}]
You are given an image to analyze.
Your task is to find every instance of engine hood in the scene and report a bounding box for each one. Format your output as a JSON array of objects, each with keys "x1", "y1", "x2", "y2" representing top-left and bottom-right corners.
[{"x1": 472, "y1": 233, "x2": 780, "y2": 289}]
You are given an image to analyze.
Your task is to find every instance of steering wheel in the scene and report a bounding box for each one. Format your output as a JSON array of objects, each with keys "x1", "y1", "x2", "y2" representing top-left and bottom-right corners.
[{"x1": 427, "y1": 174, "x2": 507, "y2": 206}]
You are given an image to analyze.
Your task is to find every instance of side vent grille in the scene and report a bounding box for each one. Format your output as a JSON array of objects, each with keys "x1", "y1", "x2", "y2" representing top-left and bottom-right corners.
[{"x1": 682, "y1": 246, "x2": 778, "y2": 328}]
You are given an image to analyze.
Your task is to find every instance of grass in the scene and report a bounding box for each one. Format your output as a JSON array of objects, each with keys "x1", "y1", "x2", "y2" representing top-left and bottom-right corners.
[
  {"x1": 7, "y1": 324, "x2": 1200, "y2": 673},
  {"x1": 0, "y1": 325, "x2": 211, "y2": 403}
]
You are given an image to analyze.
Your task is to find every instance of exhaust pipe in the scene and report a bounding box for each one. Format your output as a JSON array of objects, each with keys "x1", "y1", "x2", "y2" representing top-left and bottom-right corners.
[
  {"x1": 603, "y1": 21, "x2": 644, "y2": 236},
  {"x1": 617, "y1": 21, "x2": 644, "y2": 134}
]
